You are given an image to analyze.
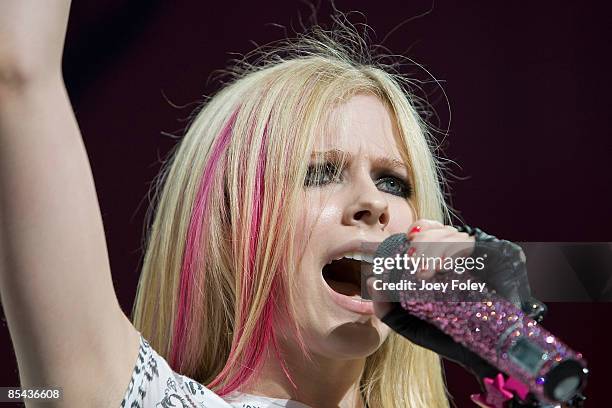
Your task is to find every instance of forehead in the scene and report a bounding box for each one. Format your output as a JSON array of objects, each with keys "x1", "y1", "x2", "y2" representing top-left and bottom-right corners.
[{"x1": 314, "y1": 93, "x2": 403, "y2": 160}]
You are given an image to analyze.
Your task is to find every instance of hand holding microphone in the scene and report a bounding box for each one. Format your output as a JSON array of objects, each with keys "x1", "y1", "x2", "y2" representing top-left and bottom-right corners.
[{"x1": 367, "y1": 220, "x2": 587, "y2": 406}]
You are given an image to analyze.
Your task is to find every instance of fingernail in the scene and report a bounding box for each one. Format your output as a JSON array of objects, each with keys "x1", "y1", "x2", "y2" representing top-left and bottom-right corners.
[
  {"x1": 408, "y1": 226, "x2": 422, "y2": 235},
  {"x1": 407, "y1": 247, "x2": 416, "y2": 256}
]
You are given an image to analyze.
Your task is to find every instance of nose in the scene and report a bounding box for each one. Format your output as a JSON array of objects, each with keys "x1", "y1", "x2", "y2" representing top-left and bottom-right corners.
[{"x1": 342, "y1": 176, "x2": 390, "y2": 230}]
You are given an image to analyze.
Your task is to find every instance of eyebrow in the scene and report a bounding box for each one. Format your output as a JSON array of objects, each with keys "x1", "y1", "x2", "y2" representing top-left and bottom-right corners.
[{"x1": 309, "y1": 149, "x2": 408, "y2": 172}]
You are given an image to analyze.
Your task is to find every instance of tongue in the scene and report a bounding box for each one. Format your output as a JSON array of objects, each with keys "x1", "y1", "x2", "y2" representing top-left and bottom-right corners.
[{"x1": 327, "y1": 279, "x2": 361, "y2": 296}]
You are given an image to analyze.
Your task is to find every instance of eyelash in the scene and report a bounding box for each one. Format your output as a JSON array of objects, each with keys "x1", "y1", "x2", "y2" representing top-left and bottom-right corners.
[{"x1": 304, "y1": 161, "x2": 413, "y2": 198}]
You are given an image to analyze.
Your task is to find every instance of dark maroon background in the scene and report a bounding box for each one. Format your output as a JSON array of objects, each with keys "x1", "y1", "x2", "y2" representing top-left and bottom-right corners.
[{"x1": 1, "y1": 1, "x2": 610, "y2": 406}]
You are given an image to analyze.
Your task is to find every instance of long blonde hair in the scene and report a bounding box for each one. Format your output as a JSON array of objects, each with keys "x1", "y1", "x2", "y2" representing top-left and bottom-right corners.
[{"x1": 133, "y1": 18, "x2": 453, "y2": 408}]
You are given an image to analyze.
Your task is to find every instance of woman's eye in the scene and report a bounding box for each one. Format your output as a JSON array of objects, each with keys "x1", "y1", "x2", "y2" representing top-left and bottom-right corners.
[
  {"x1": 376, "y1": 176, "x2": 412, "y2": 198},
  {"x1": 304, "y1": 163, "x2": 411, "y2": 198},
  {"x1": 304, "y1": 162, "x2": 342, "y2": 187}
]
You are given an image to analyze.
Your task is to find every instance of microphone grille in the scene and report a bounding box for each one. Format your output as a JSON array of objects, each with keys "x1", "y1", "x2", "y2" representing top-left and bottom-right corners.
[{"x1": 375, "y1": 233, "x2": 409, "y2": 259}]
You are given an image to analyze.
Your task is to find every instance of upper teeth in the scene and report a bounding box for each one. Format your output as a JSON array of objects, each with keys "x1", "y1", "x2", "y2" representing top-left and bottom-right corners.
[{"x1": 328, "y1": 252, "x2": 374, "y2": 265}]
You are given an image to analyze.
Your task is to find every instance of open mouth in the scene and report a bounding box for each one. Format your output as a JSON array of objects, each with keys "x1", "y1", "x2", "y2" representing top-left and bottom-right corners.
[{"x1": 322, "y1": 254, "x2": 373, "y2": 297}]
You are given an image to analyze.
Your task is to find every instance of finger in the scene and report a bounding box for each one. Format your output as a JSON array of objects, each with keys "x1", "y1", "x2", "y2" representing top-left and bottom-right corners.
[
  {"x1": 409, "y1": 225, "x2": 457, "y2": 244},
  {"x1": 409, "y1": 228, "x2": 459, "y2": 279},
  {"x1": 443, "y1": 232, "x2": 475, "y2": 258},
  {"x1": 406, "y1": 219, "x2": 447, "y2": 240},
  {"x1": 416, "y1": 233, "x2": 475, "y2": 278},
  {"x1": 423, "y1": 237, "x2": 477, "y2": 281},
  {"x1": 437, "y1": 234, "x2": 476, "y2": 267}
]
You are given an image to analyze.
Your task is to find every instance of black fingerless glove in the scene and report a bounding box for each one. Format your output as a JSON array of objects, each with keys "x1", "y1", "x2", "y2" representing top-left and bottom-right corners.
[{"x1": 456, "y1": 225, "x2": 547, "y2": 323}]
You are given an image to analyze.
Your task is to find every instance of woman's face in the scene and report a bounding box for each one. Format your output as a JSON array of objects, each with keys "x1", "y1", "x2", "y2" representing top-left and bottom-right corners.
[{"x1": 288, "y1": 94, "x2": 416, "y2": 359}]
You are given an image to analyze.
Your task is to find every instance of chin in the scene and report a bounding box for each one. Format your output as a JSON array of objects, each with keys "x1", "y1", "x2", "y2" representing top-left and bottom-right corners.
[{"x1": 321, "y1": 320, "x2": 389, "y2": 359}]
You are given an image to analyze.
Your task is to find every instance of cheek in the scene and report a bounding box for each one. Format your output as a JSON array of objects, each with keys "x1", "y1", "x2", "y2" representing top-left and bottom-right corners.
[
  {"x1": 387, "y1": 199, "x2": 416, "y2": 233},
  {"x1": 298, "y1": 191, "x2": 343, "y2": 236}
]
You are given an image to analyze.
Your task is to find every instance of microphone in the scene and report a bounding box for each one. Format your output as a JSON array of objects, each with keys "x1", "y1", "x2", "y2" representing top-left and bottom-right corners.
[{"x1": 373, "y1": 233, "x2": 588, "y2": 404}]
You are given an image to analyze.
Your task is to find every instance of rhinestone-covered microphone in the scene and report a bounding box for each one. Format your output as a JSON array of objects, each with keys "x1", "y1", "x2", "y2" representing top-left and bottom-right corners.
[{"x1": 374, "y1": 233, "x2": 588, "y2": 404}]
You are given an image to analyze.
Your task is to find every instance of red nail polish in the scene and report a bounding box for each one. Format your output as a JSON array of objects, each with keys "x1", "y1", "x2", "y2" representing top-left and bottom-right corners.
[
  {"x1": 408, "y1": 247, "x2": 416, "y2": 256},
  {"x1": 409, "y1": 226, "x2": 422, "y2": 235}
]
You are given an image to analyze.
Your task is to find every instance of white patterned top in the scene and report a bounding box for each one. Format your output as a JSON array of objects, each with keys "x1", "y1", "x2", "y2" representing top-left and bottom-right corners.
[{"x1": 120, "y1": 334, "x2": 311, "y2": 408}]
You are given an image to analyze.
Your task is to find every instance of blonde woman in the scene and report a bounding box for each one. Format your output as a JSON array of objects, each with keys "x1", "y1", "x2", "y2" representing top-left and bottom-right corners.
[{"x1": 0, "y1": 1, "x2": 559, "y2": 408}]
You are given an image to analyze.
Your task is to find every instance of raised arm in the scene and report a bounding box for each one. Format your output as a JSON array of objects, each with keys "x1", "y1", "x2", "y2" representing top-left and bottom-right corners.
[{"x1": 0, "y1": 1, "x2": 140, "y2": 406}]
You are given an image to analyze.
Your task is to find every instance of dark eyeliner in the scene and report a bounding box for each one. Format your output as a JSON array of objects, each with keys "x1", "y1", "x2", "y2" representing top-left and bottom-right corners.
[{"x1": 375, "y1": 173, "x2": 412, "y2": 198}]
